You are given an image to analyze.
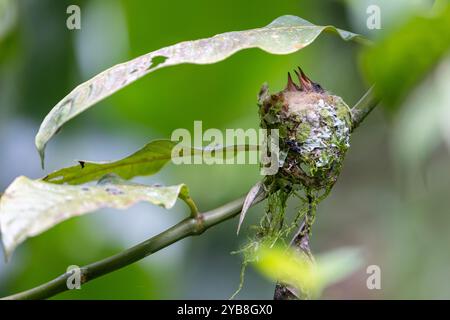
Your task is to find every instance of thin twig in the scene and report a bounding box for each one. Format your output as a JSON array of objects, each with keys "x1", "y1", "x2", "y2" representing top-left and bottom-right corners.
[
  {"x1": 1, "y1": 86, "x2": 379, "y2": 300},
  {"x1": 350, "y1": 86, "x2": 380, "y2": 132}
]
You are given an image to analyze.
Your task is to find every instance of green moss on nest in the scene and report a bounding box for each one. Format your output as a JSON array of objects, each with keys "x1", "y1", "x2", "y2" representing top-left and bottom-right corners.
[{"x1": 259, "y1": 69, "x2": 352, "y2": 191}]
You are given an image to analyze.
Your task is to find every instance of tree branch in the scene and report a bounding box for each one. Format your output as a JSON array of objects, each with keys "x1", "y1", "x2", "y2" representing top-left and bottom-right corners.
[
  {"x1": 1, "y1": 196, "x2": 263, "y2": 300},
  {"x1": 1, "y1": 87, "x2": 379, "y2": 300}
]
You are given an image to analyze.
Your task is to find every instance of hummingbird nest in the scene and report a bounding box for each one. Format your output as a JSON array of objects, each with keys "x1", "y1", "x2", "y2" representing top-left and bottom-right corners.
[
  {"x1": 259, "y1": 67, "x2": 352, "y2": 193},
  {"x1": 233, "y1": 68, "x2": 353, "y2": 297}
]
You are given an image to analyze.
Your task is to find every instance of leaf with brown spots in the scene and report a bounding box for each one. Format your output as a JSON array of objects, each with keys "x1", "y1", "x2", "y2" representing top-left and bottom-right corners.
[{"x1": 0, "y1": 175, "x2": 189, "y2": 260}]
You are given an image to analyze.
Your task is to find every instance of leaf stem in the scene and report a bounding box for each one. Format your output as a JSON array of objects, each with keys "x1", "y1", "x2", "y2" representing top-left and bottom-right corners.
[{"x1": 179, "y1": 194, "x2": 200, "y2": 218}]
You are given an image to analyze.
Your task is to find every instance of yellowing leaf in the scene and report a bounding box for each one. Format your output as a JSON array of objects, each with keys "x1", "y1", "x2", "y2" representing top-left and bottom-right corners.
[{"x1": 253, "y1": 246, "x2": 363, "y2": 298}]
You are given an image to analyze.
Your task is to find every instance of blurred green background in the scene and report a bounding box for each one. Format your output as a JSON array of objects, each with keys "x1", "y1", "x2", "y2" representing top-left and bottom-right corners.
[{"x1": 1, "y1": 0, "x2": 449, "y2": 299}]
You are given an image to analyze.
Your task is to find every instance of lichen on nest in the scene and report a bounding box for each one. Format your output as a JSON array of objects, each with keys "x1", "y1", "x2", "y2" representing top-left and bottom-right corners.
[{"x1": 259, "y1": 67, "x2": 352, "y2": 191}]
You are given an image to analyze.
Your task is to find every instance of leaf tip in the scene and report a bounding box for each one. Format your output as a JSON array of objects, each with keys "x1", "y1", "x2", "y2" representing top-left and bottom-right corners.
[
  {"x1": 36, "y1": 142, "x2": 46, "y2": 170},
  {"x1": 237, "y1": 181, "x2": 265, "y2": 235}
]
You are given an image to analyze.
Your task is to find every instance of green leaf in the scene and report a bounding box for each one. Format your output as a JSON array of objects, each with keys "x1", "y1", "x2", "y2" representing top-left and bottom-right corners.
[
  {"x1": 0, "y1": 175, "x2": 189, "y2": 260},
  {"x1": 253, "y1": 246, "x2": 363, "y2": 298},
  {"x1": 43, "y1": 139, "x2": 258, "y2": 185},
  {"x1": 44, "y1": 140, "x2": 175, "y2": 185},
  {"x1": 35, "y1": 15, "x2": 364, "y2": 166},
  {"x1": 360, "y1": 4, "x2": 450, "y2": 110}
]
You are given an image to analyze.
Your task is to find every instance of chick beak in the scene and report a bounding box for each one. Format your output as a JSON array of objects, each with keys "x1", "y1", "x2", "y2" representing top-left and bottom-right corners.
[
  {"x1": 296, "y1": 67, "x2": 313, "y2": 91},
  {"x1": 286, "y1": 72, "x2": 301, "y2": 92}
]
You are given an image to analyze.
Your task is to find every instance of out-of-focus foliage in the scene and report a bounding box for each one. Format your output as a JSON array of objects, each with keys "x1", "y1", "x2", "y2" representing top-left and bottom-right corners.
[
  {"x1": 360, "y1": 3, "x2": 450, "y2": 109},
  {"x1": 392, "y1": 56, "x2": 450, "y2": 171},
  {"x1": 345, "y1": 0, "x2": 434, "y2": 37},
  {"x1": 0, "y1": 0, "x2": 17, "y2": 43},
  {"x1": 360, "y1": 1, "x2": 450, "y2": 174},
  {"x1": 253, "y1": 246, "x2": 363, "y2": 298}
]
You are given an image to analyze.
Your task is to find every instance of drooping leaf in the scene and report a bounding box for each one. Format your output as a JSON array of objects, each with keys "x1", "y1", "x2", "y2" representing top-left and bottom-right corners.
[
  {"x1": 35, "y1": 15, "x2": 364, "y2": 166},
  {"x1": 43, "y1": 140, "x2": 258, "y2": 185},
  {"x1": 236, "y1": 181, "x2": 266, "y2": 234},
  {"x1": 253, "y1": 246, "x2": 363, "y2": 298},
  {"x1": 360, "y1": 4, "x2": 450, "y2": 110},
  {"x1": 0, "y1": 175, "x2": 189, "y2": 260}
]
